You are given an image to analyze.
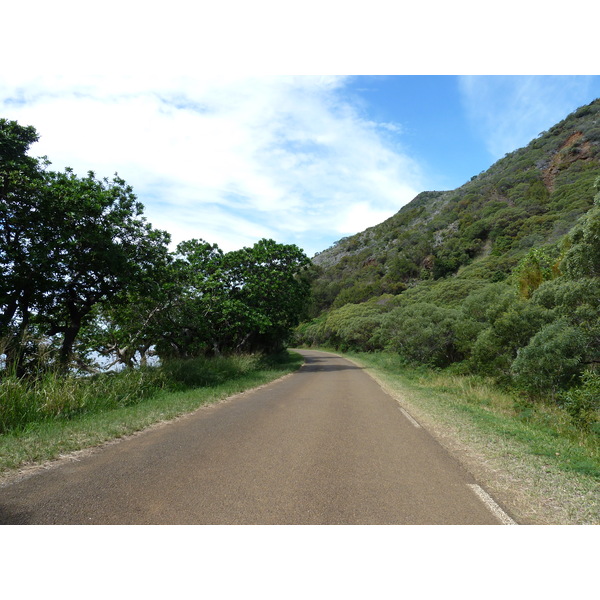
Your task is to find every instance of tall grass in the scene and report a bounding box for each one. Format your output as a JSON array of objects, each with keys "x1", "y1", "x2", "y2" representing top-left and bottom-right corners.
[{"x1": 0, "y1": 353, "x2": 294, "y2": 435}]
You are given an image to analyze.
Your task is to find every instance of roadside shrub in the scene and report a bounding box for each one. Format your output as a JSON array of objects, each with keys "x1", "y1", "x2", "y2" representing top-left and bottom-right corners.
[
  {"x1": 559, "y1": 371, "x2": 600, "y2": 431},
  {"x1": 531, "y1": 278, "x2": 600, "y2": 368},
  {"x1": 293, "y1": 315, "x2": 331, "y2": 348},
  {"x1": 469, "y1": 329, "x2": 513, "y2": 381},
  {"x1": 322, "y1": 301, "x2": 388, "y2": 351},
  {"x1": 0, "y1": 354, "x2": 269, "y2": 434},
  {"x1": 469, "y1": 301, "x2": 550, "y2": 381},
  {"x1": 160, "y1": 355, "x2": 257, "y2": 389},
  {"x1": 460, "y1": 282, "x2": 515, "y2": 324},
  {"x1": 561, "y1": 201, "x2": 600, "y2": 278},
  {"x1": 511, "y1": 320, "x2": 587, "y2": 397},
  {"x1": 375, "y1": 303, "x2": 469, "y2": 367}
]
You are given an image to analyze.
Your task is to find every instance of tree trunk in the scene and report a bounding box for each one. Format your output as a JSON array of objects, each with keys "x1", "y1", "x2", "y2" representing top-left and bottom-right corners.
[{"x1": 59, "y1": 319, "x2": 81, "y2": 372}]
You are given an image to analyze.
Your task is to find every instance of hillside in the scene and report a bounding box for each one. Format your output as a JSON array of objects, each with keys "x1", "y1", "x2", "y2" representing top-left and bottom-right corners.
[
  {"x1": 297, "y1": 99, "x2": 600, "y2": 432},
  {"x1": 309, "y1": 99, "x2": 600, "y2": 314}
]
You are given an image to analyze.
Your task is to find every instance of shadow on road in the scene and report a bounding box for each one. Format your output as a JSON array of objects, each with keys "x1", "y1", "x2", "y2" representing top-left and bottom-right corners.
[{"x1": 297, "y1": 355, "x2": 368, "y2": 373}]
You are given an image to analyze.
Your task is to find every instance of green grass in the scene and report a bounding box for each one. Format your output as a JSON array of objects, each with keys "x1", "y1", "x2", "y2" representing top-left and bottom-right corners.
[{"x1": 0, "y1": 351, "x2": 303, "y2": 476}]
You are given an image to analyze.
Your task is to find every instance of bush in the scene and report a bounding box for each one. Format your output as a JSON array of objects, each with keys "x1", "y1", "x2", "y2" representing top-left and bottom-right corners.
[
  {"x1": 561, "y1": 203, "x2": 600, "y2": 279},
  {"x1": 375, "y1": 303, "x2": 471, "y2": 367},
  {"x1": 558, "y1": 371, "x2": 600, "y2": 430},
  {"x1": 511, "y1": 320, "x2": 587, "y2": 397},
  {"x1": 160, "y1": 355, "x2": 257, "y2": 389},
  {"x1": 468, "y1": 300, "x2": 550, "y2": 380}
]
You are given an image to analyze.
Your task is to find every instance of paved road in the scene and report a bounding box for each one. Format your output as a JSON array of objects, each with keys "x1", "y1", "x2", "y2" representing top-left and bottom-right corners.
[{"x1": 0, "y1": 350, "x2": 513, "y2": 524}]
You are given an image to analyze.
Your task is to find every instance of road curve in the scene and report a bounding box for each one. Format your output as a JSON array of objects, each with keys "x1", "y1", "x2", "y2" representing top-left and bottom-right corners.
[{"x1": 0, "y1": 350, "x2": 513, "y2": 524}]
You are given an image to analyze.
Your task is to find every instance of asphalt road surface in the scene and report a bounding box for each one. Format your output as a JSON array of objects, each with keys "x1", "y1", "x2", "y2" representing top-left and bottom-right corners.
[{"x1": 0, "y1": 350, "x2": 515, "y2": 524}]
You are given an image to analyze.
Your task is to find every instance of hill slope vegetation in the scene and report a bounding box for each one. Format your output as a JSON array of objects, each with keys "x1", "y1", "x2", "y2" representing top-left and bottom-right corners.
[{"x1": 297, "y1": 98, "x2": 600, "y2": 433}]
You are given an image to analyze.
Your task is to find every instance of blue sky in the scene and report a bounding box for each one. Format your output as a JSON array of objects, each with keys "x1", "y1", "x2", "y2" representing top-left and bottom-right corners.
[
  {"x1": 352, "y1": 75, "x2": 600, "y2": 188},
  {"x1": 2, "y1": 3, "x2": 600, "y2": 259}
]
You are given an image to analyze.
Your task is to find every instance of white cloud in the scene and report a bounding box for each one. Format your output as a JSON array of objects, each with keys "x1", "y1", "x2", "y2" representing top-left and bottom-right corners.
[
  {"x1": 1, "y1": 72, "x2": 424, "y2": 257},
  {"x1": 335, "y1": 202, "x2": 396, "y2": 235},
  {"x1": 1, "y1": 3, "x2": 428, "y2": 258},
  {"x1": 458, "y1": 76, "x2": 597, "y2": 160}
]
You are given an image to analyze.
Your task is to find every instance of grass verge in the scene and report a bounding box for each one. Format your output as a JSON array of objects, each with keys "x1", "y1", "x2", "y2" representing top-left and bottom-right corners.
[
  {"x1": 0, "y1": 351, "x2": 303, "y2": 480},
  {"x1": 334, "y1": 349, "x2": 599, "y2": 525}
]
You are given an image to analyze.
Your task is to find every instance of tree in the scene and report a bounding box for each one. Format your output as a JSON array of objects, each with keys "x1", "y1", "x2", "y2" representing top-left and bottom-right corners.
[
  {"x1": 156, "y1": 239, "x2": 228, "y2": 358},
  {"x1": 511, "y1": 320, "x2": 587, "y2": 397},
  {"x1": 561, "y1": 184, "x2": 600, "y2": 279},
  {"x1": 1, "y1": 121, "x2": 171, "y2": 375},
  {"x1": 159, "y1": 238, "x2": 311, "y2": 357},
  {"x1": 469, "y1": 299, "x2": 550, "y2": 380},
  {"x1": 0, "y1": 119, "x2": 50, "y2": 372},
  {"x1": 79, "y1": 247, "x2": 180, "y2": 370},
  {"x1": 221, "y1": 239, "x2": 311, "y2": 352},
  {"x1": 38, "y1": 169, "x2": 171, "y2": 369},
  {"x1": 376, "y1": 302, "x2": 469, "y2": 367}
]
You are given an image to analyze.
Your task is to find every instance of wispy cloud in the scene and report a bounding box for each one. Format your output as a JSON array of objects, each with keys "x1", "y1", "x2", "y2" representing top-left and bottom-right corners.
[
  {"x1": 1, "y1": 71, "x2": 424, "y2": 256},
  {"x1": 458, "y1": 76, "x2": 598, "y2": 160}
]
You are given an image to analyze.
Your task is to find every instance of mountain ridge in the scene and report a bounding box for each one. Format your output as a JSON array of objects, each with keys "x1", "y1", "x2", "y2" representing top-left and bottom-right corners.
[{"x1": 308, "y1": 98, "x2": 600, "y2": 314}]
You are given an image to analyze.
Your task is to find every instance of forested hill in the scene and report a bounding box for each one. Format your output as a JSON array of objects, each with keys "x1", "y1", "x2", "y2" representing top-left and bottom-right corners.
[
  {"x1": 309, "y1": 98, "x2": 600, "y2": 314},
  {"x1": 296, "y1": 98, "x2": 600, "y2": 422}
]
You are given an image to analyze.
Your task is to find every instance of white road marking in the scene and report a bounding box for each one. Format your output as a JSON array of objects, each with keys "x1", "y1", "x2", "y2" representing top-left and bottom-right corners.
[
  {"x1": 398, "y1": 406, "x2": 421, "y2": 428},
  {"x1": 468, "y1": 484, "x2": 517, "y2": 525}
]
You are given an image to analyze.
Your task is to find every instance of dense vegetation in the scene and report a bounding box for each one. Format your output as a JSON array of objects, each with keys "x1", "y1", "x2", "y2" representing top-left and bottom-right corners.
[
  {"x1": 297, "y1": 99, "x2": 600, "y2": 433},
  {"x1": 4, "y1": 99, "x2": 600, "y2": 442},
  {"x1": 1, "y1": 118, "x2": 311, "y2": 433}
]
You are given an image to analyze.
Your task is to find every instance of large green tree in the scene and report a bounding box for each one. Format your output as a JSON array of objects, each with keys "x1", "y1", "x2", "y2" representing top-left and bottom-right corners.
[
  {"x1": 157, "y1": 238, "x2": 311, "y2": 358},
  {"x1": 220, "y1": 238, "x2": 312, "y2": 352},
  {"x1": 39, "y1": 169, "x2": 172, "y2": 369},
  {"x1": 1, "y1": 119, "x2": 171, "y2": 373},
  {"x1": 78, "y1": 241, "x2": 179, "y2": 370},
  {"x1": 0, "y1": 119, "x2": 50, "y2": 369}
]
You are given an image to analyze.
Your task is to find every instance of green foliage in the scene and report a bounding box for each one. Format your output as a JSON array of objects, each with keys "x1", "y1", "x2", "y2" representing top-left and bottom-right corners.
[
  {"x1": 514, "y1": 246, "x2": 561, "y2": 298},
  {"x1": 156, "y1": 238, "x2": 311, "y2": 358},
  {"x1": 469, "y1": 299, "x2": 550, "y2": 381},
  {"x1": 374, "y1": 303, "x2": 473, "y2": 367},
  {"x1": 224, "y1": 238, "x2": 312, "y2": 351},
  {"x1": 332, "y1": 282, "x2": 383, "y2": 309},
  {"x1": 559, "y1": 371, "x2": 600, "y2": 431},
  {"x1": 325, "y1": 301, "x2": 388, "y2": 351},
  {"x1": 561, "y1": 199, "x2": 600, "y2": 279},
  {"x1": 386, "y1": 253, "x2": 420, "y2": 281},
  {"x1": 532, "y1": 277, "x2": 600, "y2": 330},
  {"x1": 511, "y1": 320, "x2": 587, "y2": 397},
  {"x1": 294, "y1": 298, "x2": 391, "y2": 352},
  {"x1": 1, "y1": 118, "x2": 312, "y2": 377},
  {"x1": 460, "y1": 282, "x2": 515, "y2": 323},
  {"x1": 0, "y1": 352, "x2": 296, "y2": 434},
  {"x1": 400, "y1": 278, "x2": 490, "y2": 308}
]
